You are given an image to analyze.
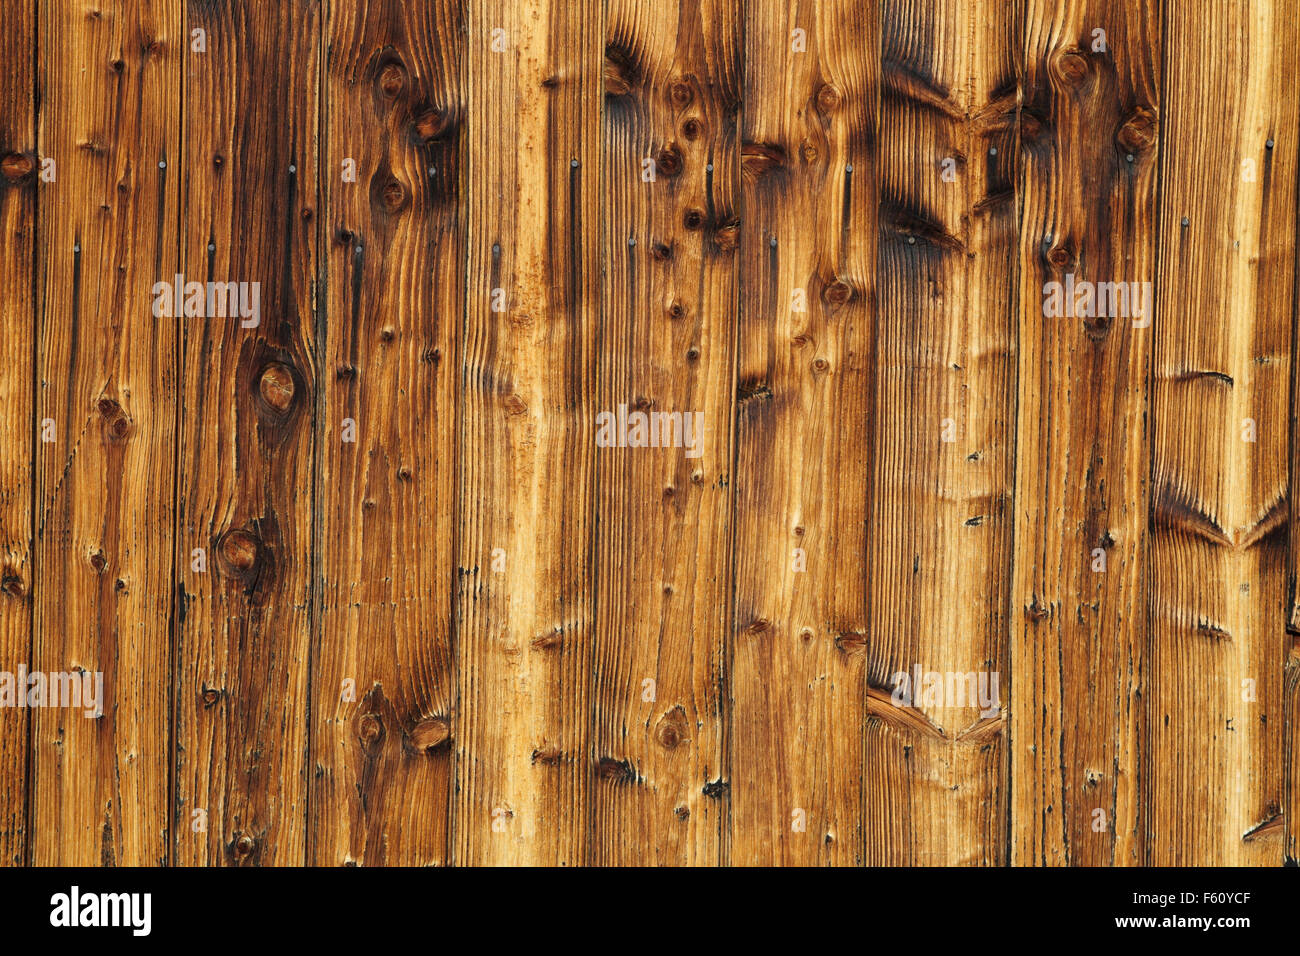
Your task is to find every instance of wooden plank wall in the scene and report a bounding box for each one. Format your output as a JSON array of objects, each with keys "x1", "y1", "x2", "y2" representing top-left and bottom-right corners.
[{"x1": 0, "y1": 0, "x2": 1298, "y2": 866}]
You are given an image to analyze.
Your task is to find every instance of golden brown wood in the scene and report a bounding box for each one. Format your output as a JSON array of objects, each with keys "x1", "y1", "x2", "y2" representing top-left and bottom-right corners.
[
  {"x1": 0, "y1": 0, "x2": 35, "y2": 869},
  {"x1": 731, "y1": 0, "x2": 875, "y2": 865},
  {"x1": 309, "y1": 0, "x2": 462, "y2": 868},
  {"x1": 1285, "y1": 0, "x2": 1300, "y2": 874},
  {"x1": 864, "y1": 0, "x2": 1017, "y2": 867},
  {"x1": 173, "y1": 0, "x2": 319, "y2": 866},
  {"x1": 1011, "y1": 0, "x2": 1159, "y2": 866},
  {"x1": 454, "y1": 0, "x2": 602, "y2": 866},
  {"x1": 1288, "y1": 638, "x2": 1300, "y2": 862},
  {"x1": 1147, "y1": 0, "x2": 1296, "y2": 865},
  {"x1": 591, "y1": 0, "x2": 739, "y2": 867},
  {"x1": 31, "y1": 0, "x2": 179, "y2": 866},
  {"x1": 2, "y1": 0, "x2": 1299, "y2": 870}
]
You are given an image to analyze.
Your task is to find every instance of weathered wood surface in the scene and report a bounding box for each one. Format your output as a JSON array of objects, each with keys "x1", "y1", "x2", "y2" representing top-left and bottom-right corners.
[
  {"x1": 32, "y1": 0, "x2": 179, "y2": 866},
  {"x1": 594, "y1": 0, "x2": 739, "y2": 866},
  {"x1": 1146, "y1": 0, "x2": 1295, "y2": 866},
  {"x1": 868, "y1": 0, "x2": 1015, "y2": 866},
  {"x1": 0, "y1": 0, "x2": 36, "y2": 869},
  {"x1": 454, "y1": 0, "x2": 602, "y2": 866},
  {"x1": 0, "y1": 0, "x2": 1297, "y2": 866},
  {"x1": 174, "y1": 0, "x2": 319, "y2": 865},
  {"x1": 311, "y1": 0, "x2": 462, "y2": 869},
  {"x1": 730, "y1": 0, "x2": 874, "y2": 866},
  {"x1": 1012, "y1": 0, "x2": 1159, "y2": 867}
]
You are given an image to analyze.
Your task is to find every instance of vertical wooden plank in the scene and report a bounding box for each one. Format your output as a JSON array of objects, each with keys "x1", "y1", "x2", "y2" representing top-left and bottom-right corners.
[
  {"x1": 1291, "y1": 239, "x2": 1300, "y2": 641},
  {"x1": 31, "y1": 0, "x2": 178, "y2": 868},
  {"x1": 1288, "y1": 633, "x2": 1300, "y2": 863},
  {"x1": 32, "y1": 0, "x2": 179, "y2": 866},
  {"x1": 590, "y1": 0, "x2": 739, "y2": 868},
  {"x1": 1286, "y1": 0, "x2": 1300, "y2": 872},
  {"x1": 175, "y1": 0, "x2": 319, "y2": 866},
  {"x1": 866, "y1": 0, "x2": 1017, "y2": 866},
  {"x1": 731, "y1": 0, "x2": 874, "y2": 865},
  {"x1": 1011, "y1": 0, "x2": 1160, "y2": 866},
  {"x1": 0, "y1": 0, "x2": 35, "y2": 868},
  {"x1": 1149, "y1": 0, "x2": 1296, "y2": 865},
  {"x1": 310, "y1": 0, "x2": 463, "y2": 868},
  {"x1": 455, "y1": 0, "x2": 602, "y2": 866}
]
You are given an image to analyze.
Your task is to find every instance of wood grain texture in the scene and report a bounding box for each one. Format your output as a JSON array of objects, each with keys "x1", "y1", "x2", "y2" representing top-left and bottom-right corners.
[
  {"x1": 454, "y1": 0, "x2": 602, "y2": 866},
  {"x1": 1147, "y1": 0, "x2": 1296, "y2": 865},
  {"x1": 310, "y1": 0, "x2": 462, "y2": 868},
  {"x1": 731, "y1": 0, "x2": 875, "y2": 866},
  {"x1": 32, "y1": 0, "x2": 179, "y2": 866},
  {"x1": 1288, "y1": 636, "x2": 1300, "y2": 863},
  {"x1": 592, "y1": 0, "x2": 739, "y2": 867},
  {"x1": 2, "y1": 0, "x2": 1300, "y2": 869},
  {"x1": 1285, "y1": 0, "x2": 1300, "y2": 872},
  {"x1": 0, "y1": 0, "x2": 35, "y2": 869},
  {"x1": 1011, "y1": 0, "x2": 1159, "y2": 866},
  {"x1": 174, "y1": 0, "x2": 319, "y2": 866},
  {"x1": 866, "y1": 0, "x2": 1016, "y2": 867}
]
